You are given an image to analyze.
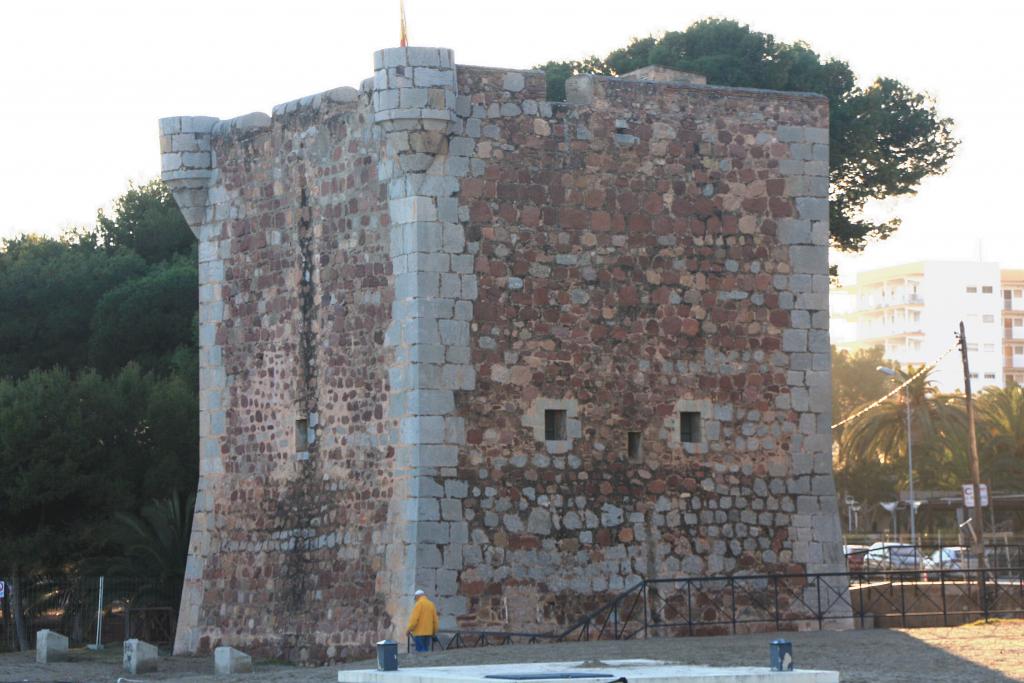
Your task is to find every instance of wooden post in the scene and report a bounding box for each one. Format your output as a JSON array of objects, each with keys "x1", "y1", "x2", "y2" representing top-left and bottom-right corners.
[{"x1": 959, "y1": 321, "x2": 986, "y2": 568}]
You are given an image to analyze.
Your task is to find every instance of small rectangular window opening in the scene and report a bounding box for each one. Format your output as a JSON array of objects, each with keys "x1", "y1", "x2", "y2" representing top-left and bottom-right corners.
[
  {"x1": 967, "y1": 286, "x2": 978, "y2": 293},
  {"x1": 680, "y1": 412, "x2": 701, "y2": 444},
  {"x1": 544, "y1": 409, "x2": 567, "y2": 441},
  {"x1": 295, "y1": 417, "x2": 309, "y2": 452},
  {"x1": 627, "y1": 431, "x2": 643, "y2": 460},
  {"x1": 982, "y1": 286, "x2": 994, "y2": 294}
]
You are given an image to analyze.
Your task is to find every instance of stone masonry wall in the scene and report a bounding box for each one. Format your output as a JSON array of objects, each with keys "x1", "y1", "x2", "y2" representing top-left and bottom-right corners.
[
  {"x1": 160, "y1": 47, "x2": 846, "y2": 663},
  {"x1": 445, "y1": 68, "x2": 842, "y2": 631},
  {"x1": 162, "y1": 85, "x2": 397, "y2": 662}
]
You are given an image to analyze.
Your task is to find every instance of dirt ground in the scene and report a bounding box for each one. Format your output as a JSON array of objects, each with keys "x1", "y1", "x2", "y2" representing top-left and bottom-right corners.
[{"x1": 0, "y1": 621, "x2": 1021, "y2": 683}]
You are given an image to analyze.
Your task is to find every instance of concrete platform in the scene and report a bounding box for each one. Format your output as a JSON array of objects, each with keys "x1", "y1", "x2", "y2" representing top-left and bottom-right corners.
[{"x1": 338, "y1": 659, "x2": 839, "y2": 683}]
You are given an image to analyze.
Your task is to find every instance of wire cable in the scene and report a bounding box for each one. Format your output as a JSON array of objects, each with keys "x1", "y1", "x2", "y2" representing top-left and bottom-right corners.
[{"x1": 830, "y1": 338, "x2": 960, "y2": 430}]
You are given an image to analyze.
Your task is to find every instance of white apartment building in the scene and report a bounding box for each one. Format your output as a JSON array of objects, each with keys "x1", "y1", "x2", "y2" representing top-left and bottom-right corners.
[
  {"x1": 833, "y1": 261, "x2": 1005, "y2": 393},
  {"x1": 1003, "y1": 269, "x2": 1024, "y2": 386}
]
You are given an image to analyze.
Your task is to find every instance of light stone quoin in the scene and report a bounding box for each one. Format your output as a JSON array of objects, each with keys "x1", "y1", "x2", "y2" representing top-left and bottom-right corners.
[{"x1": 158, "y1": 45, "x2": 846, "y2": 665}]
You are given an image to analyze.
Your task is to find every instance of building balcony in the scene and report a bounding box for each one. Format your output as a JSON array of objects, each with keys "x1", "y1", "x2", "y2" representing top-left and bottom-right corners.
[
  {"x1": 851, "y1": 325, "x2": 925, "y2": 339},
  {"x1": 1004, "y1": 328, "x2": 1024, "y2": 341},
  {"x1": 1004, "y1": 300, "x2": 1024, "y2": 313},
  {"x1": 852, "y1": 295, "x2": 925, "y2": 313}
]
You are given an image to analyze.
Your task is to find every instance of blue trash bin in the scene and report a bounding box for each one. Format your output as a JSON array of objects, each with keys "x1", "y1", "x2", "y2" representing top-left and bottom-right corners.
[
  {"x1": 377, "y1": 640, "x2": 399, "y2": 671},
  {"x1": 770, "y1": 639, "x2": 793, "y2": 671}
]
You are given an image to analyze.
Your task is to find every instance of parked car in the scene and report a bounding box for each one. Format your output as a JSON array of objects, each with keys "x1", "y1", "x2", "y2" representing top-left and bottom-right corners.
[
  {"x1": 863, "y1": 542, "x2": 923, "y2": 571},
  {"x1": 923, "y1": 547, "x2": 995, "y2": 578},
  {"x1": 844, "y1": 545, "x2": 870, "y2": 573}
]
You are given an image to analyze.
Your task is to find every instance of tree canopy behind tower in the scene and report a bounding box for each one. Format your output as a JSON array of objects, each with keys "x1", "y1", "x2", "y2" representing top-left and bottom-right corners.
[
  {"x1": 0, "y1": 181, "x2": 199, "y2": 643},
  {"x1": 537, "y1": 18, "x2": 959, "y2": 252}
]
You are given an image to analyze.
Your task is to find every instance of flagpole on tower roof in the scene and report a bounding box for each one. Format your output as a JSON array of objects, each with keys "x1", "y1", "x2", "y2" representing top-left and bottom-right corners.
[{"x1": 400, "y1": 0, "x2": 408, "y2": 47}]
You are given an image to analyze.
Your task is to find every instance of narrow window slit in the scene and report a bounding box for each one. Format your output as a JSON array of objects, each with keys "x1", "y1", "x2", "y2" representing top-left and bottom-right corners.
[
  {"x1": 295, "y1": 417, "x2": 309, "y2": 452},
  {"x1": 680, "y1": 412, "x2": 701, "y2": 443},
  {"x1": 627, "y1": 431, "x2": 642, "y2": 460},
  {"x1": 545, "y1": 409, "x2": 567, "y2": 441}
]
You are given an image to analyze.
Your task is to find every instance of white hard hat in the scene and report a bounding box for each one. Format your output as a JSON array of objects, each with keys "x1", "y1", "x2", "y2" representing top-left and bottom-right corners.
[{"x1": 414, "y1": 589, "x2": 425, "y2": 596}]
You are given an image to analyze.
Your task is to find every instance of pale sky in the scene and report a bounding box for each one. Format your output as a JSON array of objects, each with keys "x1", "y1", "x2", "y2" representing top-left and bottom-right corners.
[{"x1": 2, "y1": 0, "x2": 1022, "y2": 279}]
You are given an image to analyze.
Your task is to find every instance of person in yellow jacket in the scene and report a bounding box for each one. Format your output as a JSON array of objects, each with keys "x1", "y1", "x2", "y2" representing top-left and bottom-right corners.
[{"x1": 406, "y1": 589, "x2": 439, "y2": 653}]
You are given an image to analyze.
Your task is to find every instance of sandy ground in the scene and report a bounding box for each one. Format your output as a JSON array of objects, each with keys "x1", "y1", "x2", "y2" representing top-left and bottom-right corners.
[{"x1": 0, "y1": 621, "x2": 1021, "y2": 683}]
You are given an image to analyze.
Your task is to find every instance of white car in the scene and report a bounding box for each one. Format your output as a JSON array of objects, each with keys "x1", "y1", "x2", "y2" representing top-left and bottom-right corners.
[
  {"x1": 923, "y1": 547, "x2": 989, "y2": 578},
  {"x1": 863, "y1": 542, "x2": 923, "y2": 571}
]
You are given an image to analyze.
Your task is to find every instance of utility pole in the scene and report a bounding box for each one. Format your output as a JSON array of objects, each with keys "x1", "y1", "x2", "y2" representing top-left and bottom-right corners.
[{"x1": 958, "y1": 321, "x2": 986, "y2": 568}]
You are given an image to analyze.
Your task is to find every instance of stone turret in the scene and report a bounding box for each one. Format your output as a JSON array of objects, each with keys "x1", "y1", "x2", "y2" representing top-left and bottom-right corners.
[
  {"x1": 158, "y1": 116, "x2": 218, "y2": 236},
  {"x1": 372, "y1": 46, "x2": 475, "y2": 632}
]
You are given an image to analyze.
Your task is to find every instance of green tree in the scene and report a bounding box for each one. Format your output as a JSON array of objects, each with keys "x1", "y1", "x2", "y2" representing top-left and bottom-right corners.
[
  {"x1": 0, "y1": 237, "x2": 147, "y2": 378},
  {"x1": 840, "y1": 366, "x2": 966, "y2": 498},
  {"x1": 831, "y1": 346, "x2": 897, "y2": 444},
  {"x1": 107, "y1": 492, "x2": 194, "y2": 611},
  {"x1": 89, "y1": 256, "x2": 198, "y2": 375},
  {"x1": 0, "y1": 368, "x2": 130, "y2": 646},
  {"x1": 538, "y1": 18, "x2": 958, "y2": 252},
  {"x1": 974, "y1": 383, "x2": 1024, "y2": 491},
  {"x1": 0, "y1": 365, "x2": 199, "y2": 647},
  {"x1": 138, "y1": 372, "x2": 199, "y2": 501},
  {"x1": 96, "y1": 180, "x2": 194, "y2": 265}
]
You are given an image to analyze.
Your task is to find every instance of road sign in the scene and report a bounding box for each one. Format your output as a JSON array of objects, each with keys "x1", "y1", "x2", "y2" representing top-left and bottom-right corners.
[{"x1": 962, "y1": 483, "x2": 989, "y2": 508}]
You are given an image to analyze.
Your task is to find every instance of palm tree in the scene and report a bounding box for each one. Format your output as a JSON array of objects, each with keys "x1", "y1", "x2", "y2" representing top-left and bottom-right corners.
[
  {"x1": 974, "y1": 383, "x2": 1024, "y2": 493},
  {"x1": 839, "y1": 366, "x2": 966, "y2": 498},
  {"x1": 107, "y1": 492, "x2": 194, "y2": 610}
]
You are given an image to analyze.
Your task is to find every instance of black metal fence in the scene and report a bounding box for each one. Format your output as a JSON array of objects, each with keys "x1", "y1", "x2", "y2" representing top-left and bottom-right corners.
[
  {"x1": 413, "y1": 566, "x2": 1024, "y2": 653},
  {"x1": 0, "y1": 576, "x2": 177, "y2": 653},
  {"x1": 844, "y1": 543, "x2": 1024, "y2": 577}
]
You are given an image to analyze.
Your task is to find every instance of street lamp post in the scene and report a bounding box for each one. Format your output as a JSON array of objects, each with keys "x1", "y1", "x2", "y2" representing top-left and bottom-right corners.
[{"x1": 878, "y1": 366, "x2": 916, "y2": 546}]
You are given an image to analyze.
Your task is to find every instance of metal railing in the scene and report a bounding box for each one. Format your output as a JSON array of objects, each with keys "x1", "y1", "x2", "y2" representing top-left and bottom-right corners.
[
  {"x1": 844, "y1": 543, "x2": 1024, "y2": 577},
  {"x1": 411, "y1": 566, "x2": 1024, "y2": 653},
  {"x1": 0, "y1": 576, "x2": 177, "y2": 652}
]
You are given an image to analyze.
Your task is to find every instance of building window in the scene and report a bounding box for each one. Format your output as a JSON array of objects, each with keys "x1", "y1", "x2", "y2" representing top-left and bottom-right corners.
[
  {"x1": 966, "y1": 286, "x2": 977, "y2": 293},
  {"x1": 680, "y1": 412, "x2": 701, "y2": 443},
  {"x1": 1016, "y1": 346, "x2": 1024, "y2": 354},
  {"x1": 984, "y1": 373, "x2": 996, "y2": 379},
  {"x1": 967, "y1": 343, "x2": 979, "y2": 352},
  {"x1": 970, "y1": 372, "x2": 979, "y2": 379},
  {"x1": 627, "y1": 431, "x2": 643, "y2": 461},
  {"x1": 984, "y1": 343, "x2": 995, "y2": 352},
  {"x1": 982, "y1": 286, "x2": 993, "y2": 294},
  {"x1": 295, "y1": 417, "x2": 309, "y2": 453},
  {"x1": 524, "y1": 398, "x2": 580, "y2": 454},
  {"x1": 545, "y1": 409, "x2": 567, "y2": 441},
  {"x1": 983, "y1": 314, "x2": 995, "y2": 323}
]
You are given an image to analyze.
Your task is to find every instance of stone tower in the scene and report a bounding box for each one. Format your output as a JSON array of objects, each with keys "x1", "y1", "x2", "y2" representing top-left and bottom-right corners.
[{"x1": 160, "y1": 46, "x2": 844, "y2": 663}]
